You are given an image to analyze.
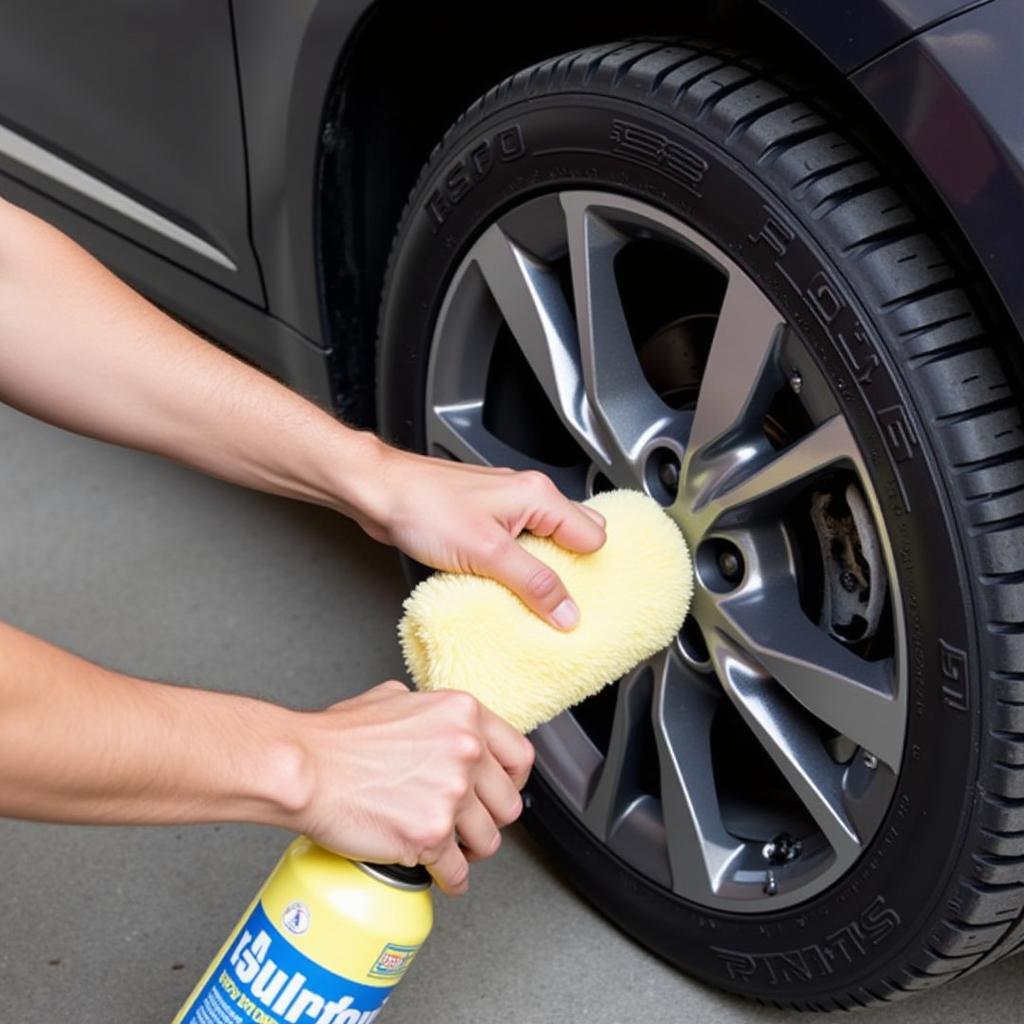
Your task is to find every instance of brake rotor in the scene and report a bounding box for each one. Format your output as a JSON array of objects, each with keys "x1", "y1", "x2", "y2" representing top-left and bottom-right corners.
[{"x1": 636, "y1": 313, "x2": 714, "y2": 408}]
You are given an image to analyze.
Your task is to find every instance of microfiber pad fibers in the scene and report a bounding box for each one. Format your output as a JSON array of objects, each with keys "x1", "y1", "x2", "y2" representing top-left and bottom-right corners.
[{"x1": 398, "y1": 489, "x2": 694, "y2": 733}]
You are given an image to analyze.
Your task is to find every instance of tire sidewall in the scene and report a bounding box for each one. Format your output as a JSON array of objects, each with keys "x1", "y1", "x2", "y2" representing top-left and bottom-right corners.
[{"x1": 378, "y1": 93, "x2": 979, "y2": 999}]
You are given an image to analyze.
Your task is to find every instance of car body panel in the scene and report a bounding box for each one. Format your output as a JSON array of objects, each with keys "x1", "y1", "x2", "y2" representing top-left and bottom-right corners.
[
  {"x1": 232, "y1": 0, "x2": 374, "y2": 347},
  {"x1": 853, "y1": 0, "x2": 1024, "y2": 336},
  {"x1": 0, "y1": 171, "x2": 333, "y2": 406},
  {"x1": 0, "y1": 0, "x2": 264, "y2": 303},
  {"x1": 758, "y1": 0, "x2": 996, "y2": 71}
]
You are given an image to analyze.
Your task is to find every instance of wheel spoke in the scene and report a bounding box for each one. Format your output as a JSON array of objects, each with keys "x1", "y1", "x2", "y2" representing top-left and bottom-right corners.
[
  {"x1": 687, "y1": 271, "x2": 786, "y2": 454},
  {"x1": 426, "y1": 402, "x2": 587, "y2": 497},
  {"x1": 715, "y1": 583, "x2": 901, "y2": 769},
  {"x1": 703, "y1": 415, "x2": 859, "y2": 526},
  {"x1": 582, "y1": 664, "x2": 654, "y2": 839},
  {"x1": 709, "y1": 632, "x2": 862, "y2": 861},
  {"x1": 561, "y1": 194, "x2": 681, "y2": 483},
  {"x1": 472, "y1": 224, "x2": 609, "y2": 469},
  {"x1": 650, "y1": 648, "x2": 744, "y2": 899},
  {"x1": 682, "y1": 271, "x2": 786, "y2": 509}
]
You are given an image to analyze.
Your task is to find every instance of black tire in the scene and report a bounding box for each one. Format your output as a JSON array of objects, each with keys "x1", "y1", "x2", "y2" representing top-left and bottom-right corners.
[{"x1": 377, "y1": 40, "x2": 1024, "y2": 1009}]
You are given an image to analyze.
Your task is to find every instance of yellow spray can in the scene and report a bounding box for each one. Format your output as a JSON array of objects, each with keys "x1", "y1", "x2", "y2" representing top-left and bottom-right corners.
[{"x1": 172, "y1": 838, "x2": 433, "y2": 1024}]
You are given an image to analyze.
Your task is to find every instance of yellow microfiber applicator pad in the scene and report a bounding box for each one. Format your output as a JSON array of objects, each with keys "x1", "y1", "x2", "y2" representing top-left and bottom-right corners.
[{"x1": 399, "y1": 489, "x2": 694, "y2": 733}]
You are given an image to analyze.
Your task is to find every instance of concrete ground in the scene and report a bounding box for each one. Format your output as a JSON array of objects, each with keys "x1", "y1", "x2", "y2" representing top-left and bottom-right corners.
[{"x1": 1, "y1": 400, "x2": 1022, "y2": 1023}]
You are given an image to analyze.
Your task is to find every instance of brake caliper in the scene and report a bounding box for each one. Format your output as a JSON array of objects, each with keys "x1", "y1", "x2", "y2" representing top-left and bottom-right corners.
[{"x1": 809, "y1": 483, "x2": 886, "y2": 644}]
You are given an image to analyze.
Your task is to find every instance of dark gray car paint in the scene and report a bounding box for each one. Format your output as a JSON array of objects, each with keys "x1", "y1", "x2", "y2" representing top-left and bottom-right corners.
[
  {"x1": 759, "y1": 0, "x2": 995, "y2": 71},
  {"x1": 0, "y1": 0, "x2": 264, "y2": 304},
  {"x1": 232, "y1": 0, "x2": 373, "y2": 347},
  {"x1": 853, "y1": 1, "x2": 1024, "y2": 338},
  {"x1": 0, "y1": 171, "x2": 333, "y2": 406}
]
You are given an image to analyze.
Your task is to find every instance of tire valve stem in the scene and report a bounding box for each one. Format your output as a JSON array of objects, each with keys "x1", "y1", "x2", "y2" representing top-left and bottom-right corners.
[
  {"x1": 789, "y1": 369, "x2": 803, "y2": 394},
  {"x1": 763, "y1": 871, "x2": 778, "y2": 896}
]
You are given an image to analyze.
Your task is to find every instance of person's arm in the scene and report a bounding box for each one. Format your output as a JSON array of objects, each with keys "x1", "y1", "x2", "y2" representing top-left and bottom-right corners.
[
  {"x1": 0, "y1": 621, "x2": 530, "y2": 896},
  {"x1": 0, "y1": 198, "x2": 604, "y2": 629}
]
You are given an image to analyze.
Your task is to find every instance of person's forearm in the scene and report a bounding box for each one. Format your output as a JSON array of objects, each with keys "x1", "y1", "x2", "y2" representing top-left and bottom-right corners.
[
  {"x1": 0, "y1": 620, "x2": 533, "y2": 894},
  {"x1": 0, "y1": 621, "x2": 307, "y2": 828},
  {"x1": 0, "y1": 198, "x2": 608, "y2": 627},
  {"x1": 0, "y1": 198, "x2": 386, "y2": 531}
]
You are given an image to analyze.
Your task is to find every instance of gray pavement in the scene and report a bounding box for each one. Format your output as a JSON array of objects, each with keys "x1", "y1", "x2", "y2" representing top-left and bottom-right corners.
[{"x1": 1, "y1": 401, "x2": 1021, "y2": 1023}]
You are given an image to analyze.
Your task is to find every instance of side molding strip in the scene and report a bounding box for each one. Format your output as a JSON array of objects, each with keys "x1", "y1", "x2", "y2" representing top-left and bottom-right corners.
[{"x1": 0, "y1": 123, "x2": 238, "y2": 272}]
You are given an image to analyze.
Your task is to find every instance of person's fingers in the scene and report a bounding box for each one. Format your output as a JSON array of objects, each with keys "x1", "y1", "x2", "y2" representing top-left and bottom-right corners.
[
  {"x1": 479, "y1": 707, "x2": 534, "y2": 788},
  {"x1": 578, "y1": 503, "x2": 607, "y2": 529},
  {"x1": 514, "y1": 475, "x2": 606, "y2": 554},
  {"x1": 480, "y1": 538, "x2": 579, "y2": 630},
  {"x1": 327, "y1": 678, "x2": 407, "y2": 713},
  {"x1": 423, "y1": 840, "x2": 470, "y2": 897},
  {"x1": 453, "y1": 796, "x2": 502, "y2": 861},
  {"x1": 361, "y1": 679, "x2": 409, "y2": 701},
  {"x1": 547, "y1": 502, "x2": 606, "y2": 553},
  {"x1": 373, "y1": 679, "x2": 409, "y2": 694},
  {"x1": 474, "y1": 751, "x2": 527, "y2": 827}
]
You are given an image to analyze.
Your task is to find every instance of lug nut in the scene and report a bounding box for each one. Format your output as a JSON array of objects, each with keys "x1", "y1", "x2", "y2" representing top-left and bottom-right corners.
[
  {"x1": 762, "y1": 833, "x2": 801, "y2": 866},
  {"x1": 789, "y1": 369, "x2": 803, "y2": 394},
  {"x1": 840, "y1": 570, "x2": 858, "y2": 593},
  {"x1": 718, "y1": 550, "x2": 742, "y2": 581},
  {"x1": 658, "y1": 459, "x2": 680, "y2": 493},
  {"x1": 862, "y1": 752, "x2": 878, "y2": 770},
  {"x1": 696, "y1": 539, "x2": 747, "y2": 594}
]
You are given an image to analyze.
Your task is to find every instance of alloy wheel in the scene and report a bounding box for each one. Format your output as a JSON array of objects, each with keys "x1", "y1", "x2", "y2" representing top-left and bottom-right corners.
[{"x1": 425, "y1": 190, "x2": 906, "y2": 911}]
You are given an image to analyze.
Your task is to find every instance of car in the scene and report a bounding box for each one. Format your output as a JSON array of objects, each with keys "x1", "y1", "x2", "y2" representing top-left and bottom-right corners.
[{"x1": 3, "y1": 0, "x2": 1023, "y2": 1011}]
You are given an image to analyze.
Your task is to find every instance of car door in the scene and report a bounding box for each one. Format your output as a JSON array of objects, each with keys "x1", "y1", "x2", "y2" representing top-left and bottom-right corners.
[{"x1": 0, "y1": 0, "x2": 263, "y2": 304}]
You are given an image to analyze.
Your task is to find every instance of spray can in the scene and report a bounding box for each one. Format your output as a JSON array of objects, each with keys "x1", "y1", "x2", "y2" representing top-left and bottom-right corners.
[{"x1": 172, "y1": 837, "x2": 433, "y2": 1024}]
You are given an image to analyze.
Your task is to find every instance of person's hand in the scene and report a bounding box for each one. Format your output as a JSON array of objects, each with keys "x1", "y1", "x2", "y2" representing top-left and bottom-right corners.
[
  {"x1": 366, "y1": 449, "x2": 606, "y2": 630},
  {"x1": 287, "y1": 681, "x2": 533, "y2": 896}
]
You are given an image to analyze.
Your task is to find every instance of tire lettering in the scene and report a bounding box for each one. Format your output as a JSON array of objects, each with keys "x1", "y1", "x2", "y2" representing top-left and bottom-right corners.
[
  {"x1": 712, "y1": 897, "x2": 902, "y2": 985},
  {"x1": 939, "y1": 639, "x2": 970, "y2": 712},
  {"x1": 425, "y1": 191, "x2": 452, "y2": 230},
  {"x1": 805, "y1": 268, "x2": 844, "y2": 325},
  {"x1": 748, "y1": 201, "x2": 920, "y2": 511},
  {"x1": 877, "y1": 404, "x2": 920, "y2": 463},
  {"x1": 497, "y1": 125, "x2": 526, "y2": 161},
  {"x1": 609, "y1": 119, "x2": 707, "y2": 196},
  {"x1": 836, "y1": 324, "x2": 881, "y2": 386},
  {"x1": 469, "y1": 140, "x2": 493, "y2": 179},
  {"x1": 424, "y1": 125, "x2": 526, "y2": 230},
  {"x1": 860, "y1": 895, "x2": 901, "y2": 944},
  {"x1": 748, "y1": 204, "x2": 796, "y2": 257},
  {"x1": 715, "y1": 948, "x2": 757, "y2": 981},
  {"x1": 445, "y1": 161, "x2": 474, "y2": 203}
]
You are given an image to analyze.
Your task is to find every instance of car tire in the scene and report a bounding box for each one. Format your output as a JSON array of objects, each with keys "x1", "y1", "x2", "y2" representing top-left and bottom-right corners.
[{"x1": 377, "y1": 39, "x2": 1024, "y2": 1009}]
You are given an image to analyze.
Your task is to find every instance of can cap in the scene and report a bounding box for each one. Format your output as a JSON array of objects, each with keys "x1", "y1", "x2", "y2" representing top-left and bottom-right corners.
[{"x1": 356, "y1": 861, "x2": 432, "y2": 891}]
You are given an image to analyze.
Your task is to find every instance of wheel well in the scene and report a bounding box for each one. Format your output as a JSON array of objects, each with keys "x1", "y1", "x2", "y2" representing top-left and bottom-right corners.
[
  {"x1": 315, "y1": 0, "x2": 758, "y2": 424},
  {"x1": 312, "y1": 0, "x2": 979, "y2": 427}
]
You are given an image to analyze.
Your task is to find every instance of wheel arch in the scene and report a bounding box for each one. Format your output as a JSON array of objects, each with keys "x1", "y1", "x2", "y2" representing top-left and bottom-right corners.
[
  {"x1": 310, "y1": 0, "x2": 852, "y2": 425},
  {"x1": 236, "y1": 0, "x2": 1015, "y2": 423}
]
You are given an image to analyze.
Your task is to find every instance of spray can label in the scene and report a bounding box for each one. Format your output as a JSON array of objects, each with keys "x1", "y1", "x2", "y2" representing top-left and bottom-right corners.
[{"x1": 180, "y1": 899, "x2": 395, "y2": 1024}]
